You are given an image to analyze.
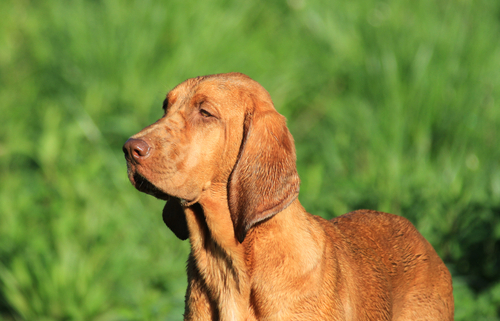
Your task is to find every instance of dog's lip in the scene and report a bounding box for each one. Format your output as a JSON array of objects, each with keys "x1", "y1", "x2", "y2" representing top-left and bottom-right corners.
[{"x1": 132, "y1": 172, "x2": 170, "y2": 201}]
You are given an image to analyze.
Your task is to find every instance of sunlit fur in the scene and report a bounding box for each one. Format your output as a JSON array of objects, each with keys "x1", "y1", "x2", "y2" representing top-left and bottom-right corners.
[{"x1": 124, "y1": 73, "x2": 454, "y2": 320}]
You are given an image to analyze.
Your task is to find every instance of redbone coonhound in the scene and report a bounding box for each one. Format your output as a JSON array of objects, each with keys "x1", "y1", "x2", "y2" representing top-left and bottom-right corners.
[{"x1": 123, "y1": 73, "x2": 454, "y2": 320}]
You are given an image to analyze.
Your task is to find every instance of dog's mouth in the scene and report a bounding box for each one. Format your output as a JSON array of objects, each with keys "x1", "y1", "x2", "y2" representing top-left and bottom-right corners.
[{"x1": 131, "y1": 172, "x2": 170, "y2": 201}]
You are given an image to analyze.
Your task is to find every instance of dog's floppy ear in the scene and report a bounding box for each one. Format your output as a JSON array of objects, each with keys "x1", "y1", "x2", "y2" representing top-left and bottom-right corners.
[
  {"x1": 228, "y1": 97, "x2": 300, "y2": 243},
  {"x1": 163, "y1": 199, "x2": 188, "y2": 240}
]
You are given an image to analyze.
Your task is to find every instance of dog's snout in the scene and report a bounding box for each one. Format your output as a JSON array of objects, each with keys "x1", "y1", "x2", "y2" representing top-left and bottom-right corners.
[{"x1": 123, "y1": 138, "x2": 151, "y2": 162}]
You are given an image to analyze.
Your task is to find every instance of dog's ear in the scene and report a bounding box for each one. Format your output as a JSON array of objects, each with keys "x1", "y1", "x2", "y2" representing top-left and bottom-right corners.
[
  {"x1": 228, "y1": 98, "x2": 300, "y2": 243},
  {"x1": 163, "y1": 199, "x2": 189, "y2": 240}
]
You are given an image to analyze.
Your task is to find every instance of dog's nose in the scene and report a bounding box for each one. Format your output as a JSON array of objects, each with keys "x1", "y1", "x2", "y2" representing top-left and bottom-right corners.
[{"x1": 123, "y1": 138, "x2": 151, "y2": 161}]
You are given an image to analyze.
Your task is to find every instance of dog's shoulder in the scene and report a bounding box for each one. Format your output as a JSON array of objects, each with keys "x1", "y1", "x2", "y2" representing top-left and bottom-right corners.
[
  {"x1": 330, "y1": 209, "x2": 416, "y2": 236},
  {"x1": 326, "y1": 209, "x2": 428, "y2": 259}
]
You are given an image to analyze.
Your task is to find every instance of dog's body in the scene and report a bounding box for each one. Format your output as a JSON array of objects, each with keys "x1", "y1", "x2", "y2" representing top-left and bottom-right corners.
[{"x1": 123, "y1": 73, "x2": 454, "y2": 320}]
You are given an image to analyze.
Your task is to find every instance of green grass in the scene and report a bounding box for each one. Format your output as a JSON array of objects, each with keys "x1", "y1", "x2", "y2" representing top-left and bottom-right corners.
[{"x1": 1, "y1": 0, "x2": 500, "y2": 319}]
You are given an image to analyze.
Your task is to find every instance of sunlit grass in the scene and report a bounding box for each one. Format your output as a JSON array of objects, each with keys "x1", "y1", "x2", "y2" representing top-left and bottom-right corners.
[{"x1": 1, "y1": 0, "x2": 499, "y2": 319}]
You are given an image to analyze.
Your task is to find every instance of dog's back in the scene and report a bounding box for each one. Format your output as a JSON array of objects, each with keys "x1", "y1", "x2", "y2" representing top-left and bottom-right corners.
[{"x1": 323, "y1": 210, "x2": 454, "y2": 320}]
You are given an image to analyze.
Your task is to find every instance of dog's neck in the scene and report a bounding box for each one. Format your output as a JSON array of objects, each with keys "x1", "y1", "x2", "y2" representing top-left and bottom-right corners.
[
  {"x1": 183, "y1": 186, "x2": 248, "y2": 320},
  {"x1": 183, "y1": 193, "x2": 318, "y2": 320}
]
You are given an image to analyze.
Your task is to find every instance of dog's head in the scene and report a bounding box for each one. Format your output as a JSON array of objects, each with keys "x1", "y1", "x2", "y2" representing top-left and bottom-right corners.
[{"x1": 123, "y1": 73, "x2": 300, "y2": 242}]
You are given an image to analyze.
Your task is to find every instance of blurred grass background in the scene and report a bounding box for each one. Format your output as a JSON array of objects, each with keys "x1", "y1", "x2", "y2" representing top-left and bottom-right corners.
[{"x1": 1, "y1": 0, "x2": 499, "y2": 319}]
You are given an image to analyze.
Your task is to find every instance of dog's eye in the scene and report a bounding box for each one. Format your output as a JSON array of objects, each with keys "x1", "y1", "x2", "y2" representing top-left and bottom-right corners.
[{"x1": 200, "y1": 109, "x2": 212, "y2": 118}]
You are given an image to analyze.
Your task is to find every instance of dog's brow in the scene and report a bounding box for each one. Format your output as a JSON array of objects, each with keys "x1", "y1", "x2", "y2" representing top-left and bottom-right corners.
[{"x1": 218, "y1": 83, "x2": 230, "y2": 91}]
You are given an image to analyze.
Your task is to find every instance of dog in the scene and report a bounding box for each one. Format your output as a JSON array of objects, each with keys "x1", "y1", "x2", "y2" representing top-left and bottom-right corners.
[{"x1": 123, "y1": 72, "x2": 454, "y2": 320}]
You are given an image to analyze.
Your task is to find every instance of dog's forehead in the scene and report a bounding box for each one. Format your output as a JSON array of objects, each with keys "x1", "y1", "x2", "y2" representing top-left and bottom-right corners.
[
  {"x1": 165, "y1": 73, "x2": 274, "y2": 116},
  {"x1": 166, "y1": 77, "x2": 200, "y2": 103},
  {"x1": 168, "y1": 77, "x2": 242, "y2": 102}
]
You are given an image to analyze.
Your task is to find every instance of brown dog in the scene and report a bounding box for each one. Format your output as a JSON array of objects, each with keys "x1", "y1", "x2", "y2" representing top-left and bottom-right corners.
[{"x1": 123, "y1": 73, "x2": 454, "y2": 320}]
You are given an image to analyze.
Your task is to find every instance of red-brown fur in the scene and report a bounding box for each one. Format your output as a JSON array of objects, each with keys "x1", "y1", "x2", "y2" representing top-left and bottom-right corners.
[{"x1": 123, "y1": 73, "x2": 454, "y2": 320}]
